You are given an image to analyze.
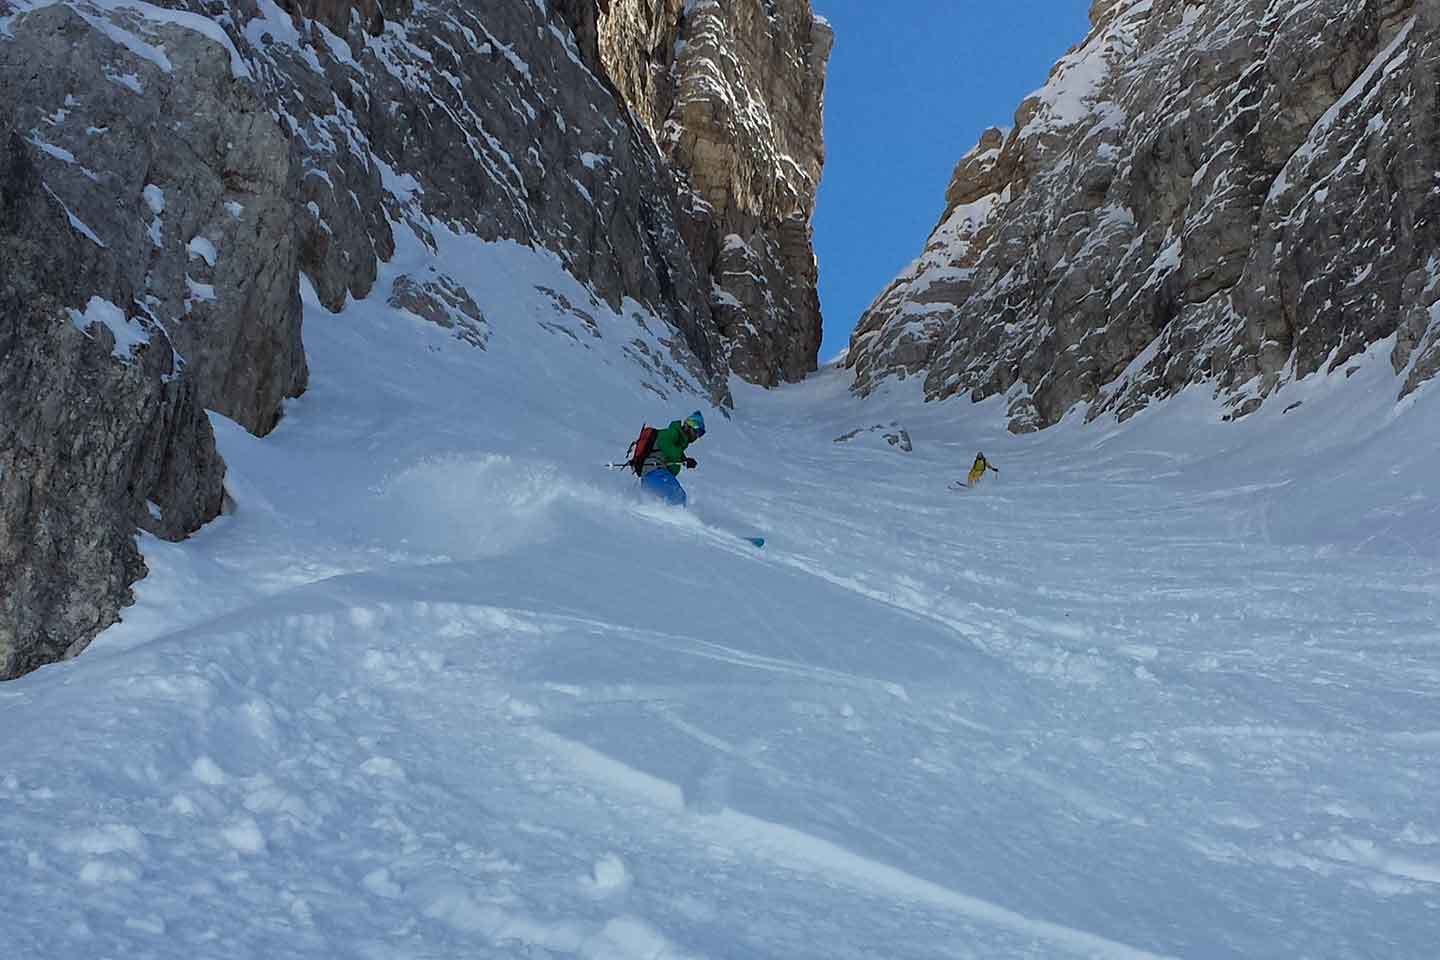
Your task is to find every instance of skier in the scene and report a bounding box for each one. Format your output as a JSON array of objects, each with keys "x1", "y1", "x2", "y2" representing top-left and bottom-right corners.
[
  {"x1": 638, "y1": 410, "x2": 705, "y2": 506},
  {"x1": 966, "y1": 451, "x2": 999, "y2": 487}
]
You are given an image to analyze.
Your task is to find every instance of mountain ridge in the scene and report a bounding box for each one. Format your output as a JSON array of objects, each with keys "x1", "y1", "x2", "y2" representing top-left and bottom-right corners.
[{"x1": 846, "y1": 0, "x2": 1439, "y2": 433}]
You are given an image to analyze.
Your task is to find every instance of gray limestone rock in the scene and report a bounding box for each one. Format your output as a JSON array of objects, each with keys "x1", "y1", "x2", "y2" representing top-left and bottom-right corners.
[
  {"x1": 848, "y1": 0, "x2": 1440, "y2": 432},
  {"x1": 0, "y1": 1, "x2": 308, "y2": 678},
  {"x1": 0, "y1": 115, "x2": 224, "y2": 678},
  {"x1": 598, "y1": 0, "x2": 832, "y2": 385},
  {"x1": 388, "y1": 273, "x2": 488, "y2": 349},
  {"x1": 238, "y1": 0, "x2": 729, "y2": 388},
  {"x1": 2, "y1": 3, "x2": 307, "y2": 436}
]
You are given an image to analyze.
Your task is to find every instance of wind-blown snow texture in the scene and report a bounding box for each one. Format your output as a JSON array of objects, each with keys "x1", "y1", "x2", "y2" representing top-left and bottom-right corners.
[
  {"x1": 4, "y1": 219, "x2": 1439, "y2": 958},
  {"x1": 848, "y1": 0, "x2": 1440, "y2": 433}
]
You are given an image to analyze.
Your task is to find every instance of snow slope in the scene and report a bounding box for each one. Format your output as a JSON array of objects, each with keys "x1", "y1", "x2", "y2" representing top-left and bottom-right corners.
[{"x1": 3, "y1": 228, "x2": 1439, "y2": 958}]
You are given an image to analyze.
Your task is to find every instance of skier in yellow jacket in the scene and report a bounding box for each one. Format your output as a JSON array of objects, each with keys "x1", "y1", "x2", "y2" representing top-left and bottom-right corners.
[{"x1": 967, "y1": 452, "x2": 998, "y2": 487}]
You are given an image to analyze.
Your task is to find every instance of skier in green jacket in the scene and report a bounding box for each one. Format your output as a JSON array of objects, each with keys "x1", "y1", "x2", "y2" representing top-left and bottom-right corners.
[{"x1": 640, "y1": 411, "x2": 705, "y2": 505}]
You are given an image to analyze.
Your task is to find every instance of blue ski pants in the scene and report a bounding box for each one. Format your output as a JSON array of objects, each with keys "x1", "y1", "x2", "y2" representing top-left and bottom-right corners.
[{"x1": 641, "y1": 468, "x2": 688, "y2": 507}]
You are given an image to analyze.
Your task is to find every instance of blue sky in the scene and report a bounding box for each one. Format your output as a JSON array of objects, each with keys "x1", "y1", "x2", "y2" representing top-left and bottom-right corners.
[{"x1": 809, "y1": 2, "x2": 1094, "y2": 360}]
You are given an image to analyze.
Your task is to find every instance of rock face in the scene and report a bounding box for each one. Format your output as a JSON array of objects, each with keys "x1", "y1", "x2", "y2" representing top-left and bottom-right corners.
[
  {"x1": 0, "y1": 2, "x2": 280, "y2": 678},
  {"x1": 0, "y1": 2, "x2": 307, "y2": 435},
  {"x1": 848, "y1": 0, "x2": 1440, "y2": 432},
  {"x1": 598, "y1": 0, "x2": 833, "y2": 385},
  {"x1": 0, "y1": 0, "x2": 830, "y2": 677}
]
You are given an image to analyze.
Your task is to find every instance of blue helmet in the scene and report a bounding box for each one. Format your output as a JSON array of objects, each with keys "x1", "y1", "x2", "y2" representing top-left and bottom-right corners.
[{"x1": 684, "y1": 410, "x2": 706, "y2": 438}]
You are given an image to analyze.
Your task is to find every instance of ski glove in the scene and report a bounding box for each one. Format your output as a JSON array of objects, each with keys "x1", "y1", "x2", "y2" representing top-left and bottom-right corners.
[{"x1": 684, "y1": 458, "x2": 698, "y2": 469}]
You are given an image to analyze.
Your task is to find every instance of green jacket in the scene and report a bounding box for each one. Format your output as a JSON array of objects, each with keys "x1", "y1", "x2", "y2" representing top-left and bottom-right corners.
[{"x1": 652, "y1": 420, "x2": 693, "y2": 475}]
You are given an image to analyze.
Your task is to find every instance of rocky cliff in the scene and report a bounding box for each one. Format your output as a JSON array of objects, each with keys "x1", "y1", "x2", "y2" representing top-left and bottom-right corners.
[
  {"x1": 0, "y1": 0, "x2": 829, "y2": 678},
  {"x1": 848, "y1": 0, "x2": 1440, "y2": 433},
  {"x1": 597, "y1": 0, "x2": 833, "y2": 386}
]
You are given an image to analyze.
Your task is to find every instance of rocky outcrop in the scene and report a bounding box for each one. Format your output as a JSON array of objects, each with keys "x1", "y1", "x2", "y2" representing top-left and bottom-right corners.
[
  {"x1": 0, "y1": 2, "x2": 291, "y2": 677},
  {"x1": 277, "y1": 0, "x2": 399, "y2": 38},
  {"x1": 848, "y1": 0, "x2": 1440, "y2": 432},
  {"x1": 598, "y1": 0, "x2": 833, "y2": 385},
  {"x1": 0, "y1": 113, "x2": 226, "y2": 678},
  {"x1": 833, "y1": 423, "x2": 912, "y2": 453},
  {"x1": 0, "y1": 0, "x2": 829, "y2": 677},
  {"x1": 2, "y1": 2, "x2": 307, "y2": 435},
  {"x1": 244, "y1": 0, "x2": 726, "y2": 379},
  {"x1": 388, "y1": 274, "x2": 488, "y2": 349}
]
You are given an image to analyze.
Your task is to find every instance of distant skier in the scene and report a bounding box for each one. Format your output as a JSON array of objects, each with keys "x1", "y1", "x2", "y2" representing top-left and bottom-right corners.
[
  {"x1": 966, "y1": 452, "x2": 999, "y2": 488},
  {"x1": 626, "y1": 411, "x2": 705, "y2": 506}
]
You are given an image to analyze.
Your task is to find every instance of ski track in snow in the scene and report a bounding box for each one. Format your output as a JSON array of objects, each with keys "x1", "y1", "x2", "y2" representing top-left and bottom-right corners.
[{"x1": 4, "y1": 234, "x2": 1439, "y2": 959}]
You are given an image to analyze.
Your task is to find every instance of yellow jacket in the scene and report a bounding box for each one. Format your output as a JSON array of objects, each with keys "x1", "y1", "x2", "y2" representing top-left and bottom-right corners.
[{"x1": 967, "y1": 453, "x2": 997, "y2": 487}]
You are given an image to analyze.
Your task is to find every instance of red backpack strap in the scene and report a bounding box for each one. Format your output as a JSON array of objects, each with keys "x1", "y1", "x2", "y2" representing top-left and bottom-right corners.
[{"x1": 630, "y1": 425, "x2": 656, "y2": 476}]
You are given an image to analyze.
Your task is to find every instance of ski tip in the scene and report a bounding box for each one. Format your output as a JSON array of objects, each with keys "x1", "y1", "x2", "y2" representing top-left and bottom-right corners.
[{"x1": 744, "y1": 537, "x2": 765, "y2": 548}]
